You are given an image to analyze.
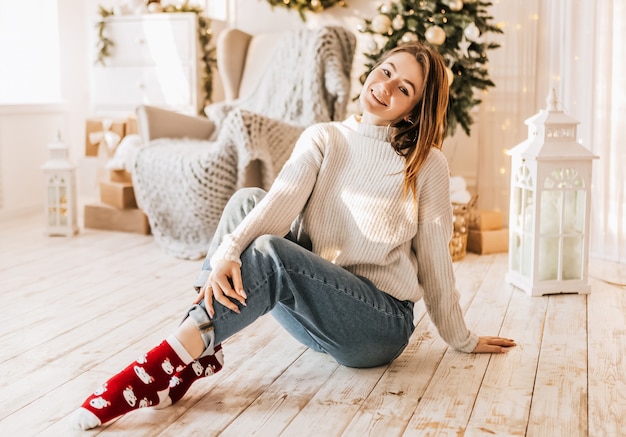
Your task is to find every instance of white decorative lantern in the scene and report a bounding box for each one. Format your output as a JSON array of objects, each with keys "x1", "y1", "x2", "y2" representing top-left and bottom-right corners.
[
  {"x1": 506, "y1": 89, "x2": 598, "y2": 296},
  {"x1": 41, "y1": 133, "x2": 79, "y2": 237}
]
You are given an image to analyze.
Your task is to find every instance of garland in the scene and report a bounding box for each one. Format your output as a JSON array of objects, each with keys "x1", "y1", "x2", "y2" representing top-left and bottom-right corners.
[
  {"x1": 95, "y1": 3, "x2": 215, "y2": 108},
  {"x1": 358, "y1": 0, "x2": 502, "y2": 137},
  {"x1": 264, "y1": 0, "x2": 347, "y2": 21}
]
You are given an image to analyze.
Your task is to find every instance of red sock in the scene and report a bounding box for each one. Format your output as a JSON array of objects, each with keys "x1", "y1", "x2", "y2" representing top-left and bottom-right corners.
[
  {"x1": 70, "y1": 338, "x2": 190, "y2": 430},
  {"x1": 157, "y1": 344, "x2": 224, "y2": 408}
]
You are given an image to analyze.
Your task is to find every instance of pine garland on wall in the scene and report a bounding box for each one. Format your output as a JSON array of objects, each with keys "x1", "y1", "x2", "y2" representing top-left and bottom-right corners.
[
  {"x1": 264, "y1": 0, "x2": 347, "y2": 21},
  {"x1": 358, "y1": 0, "x2": 503, "y2": 136}
]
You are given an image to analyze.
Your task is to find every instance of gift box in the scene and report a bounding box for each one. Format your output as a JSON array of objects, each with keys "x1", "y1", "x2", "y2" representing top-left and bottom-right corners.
[
  {"x1": 126, "y1": 114, "x2": 138, "y2": 136},
  {"x1": 469, "y1": 210, "x2": 504, "y2": 231},
  {"x1": 99, "y1": 180, "x2": 137, "y2": 209},
  {"x1": 108, "y1": 169, "x2": 133, "y2": 184},
  {"x1": 84, "y1": 203, "x2": 150, "y2": 235},
  {"x1": 85, "y1": 118, "x2": 126, "y2": 157},
  {"x1": 467, "y1": 228, "x2": 509, "y2": 255}
]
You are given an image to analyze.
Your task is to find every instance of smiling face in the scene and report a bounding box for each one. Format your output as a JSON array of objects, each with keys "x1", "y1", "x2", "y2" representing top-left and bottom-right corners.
[{"x1": 359, "y1": 51, "x2": 425, "y2": 126}]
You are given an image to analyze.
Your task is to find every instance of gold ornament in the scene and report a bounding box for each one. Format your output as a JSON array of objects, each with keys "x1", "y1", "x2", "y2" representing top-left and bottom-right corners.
[
  {"x1": 392, "y1": 15, "x2": 405, "y2": 30},
  {"x1": 445, "y1": 67, "x2": 454, "y2": 86},
  {"x1": 425, "y1": 25, "x2": 446, "y2": 45},
  {"x1": 401, "y1": 32, "x2": 418, "y2": 44},
  {"x1": 464, "y1": 22, "x2": 480, "y2": 41},
  {"x1": 371, "y1": 14, "x2": 392, "y2": 34},
  {"x1": 447, "y1": 0, "x2": 463, "y2": 12}
]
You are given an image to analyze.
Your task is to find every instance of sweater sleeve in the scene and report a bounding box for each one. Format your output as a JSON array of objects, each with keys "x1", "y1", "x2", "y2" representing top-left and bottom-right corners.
[
  {"x1": 210, "y1": 125, "x2": 325, "y2": 267},
  {"x1": 414, "y1": 150, "x2": 478, "y2": 353}
]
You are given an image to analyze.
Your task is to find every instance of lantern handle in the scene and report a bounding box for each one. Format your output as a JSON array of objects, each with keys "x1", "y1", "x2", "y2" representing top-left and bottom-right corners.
[{"x1": 546, "y1": 88, "x2": 558, "y2": 111}]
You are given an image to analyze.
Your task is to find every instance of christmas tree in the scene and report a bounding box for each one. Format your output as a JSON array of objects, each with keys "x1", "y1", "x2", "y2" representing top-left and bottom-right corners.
[{"x1": 358, "y1": 0, "x2": 502, "y2": 136}]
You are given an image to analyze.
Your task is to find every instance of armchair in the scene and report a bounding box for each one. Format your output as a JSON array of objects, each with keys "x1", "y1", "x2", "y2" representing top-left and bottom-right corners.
[{"x1": 132, "y1": 26, "x2": 356, "y2": 259}]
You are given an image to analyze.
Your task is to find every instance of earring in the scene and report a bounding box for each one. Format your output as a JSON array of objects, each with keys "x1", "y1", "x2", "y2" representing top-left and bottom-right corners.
[{"x1": 405, "y1": 117, "x2": 414, "y2": 125}]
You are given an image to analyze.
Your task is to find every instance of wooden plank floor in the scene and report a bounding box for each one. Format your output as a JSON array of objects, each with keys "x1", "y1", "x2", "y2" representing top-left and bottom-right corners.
[{"x1": 1, "y1": 212, "x2": 625, "y2": 436}]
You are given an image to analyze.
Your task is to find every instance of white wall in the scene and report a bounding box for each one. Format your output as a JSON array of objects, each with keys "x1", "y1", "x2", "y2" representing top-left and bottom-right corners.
[{"x1": 0, "y1": 0, "x2": 89, "y2": 219}]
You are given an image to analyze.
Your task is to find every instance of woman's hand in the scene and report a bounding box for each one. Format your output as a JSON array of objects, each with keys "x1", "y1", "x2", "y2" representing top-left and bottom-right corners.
[
  {"x1": 472, "y1": 336, "x2": 516, "y2": 353},
  {"x1": 194, "y1": 259, "x2": 247, "y2": 318}
]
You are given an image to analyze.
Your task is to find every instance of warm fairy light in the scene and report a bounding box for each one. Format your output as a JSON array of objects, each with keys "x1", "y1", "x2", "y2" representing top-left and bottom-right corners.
[{"x1": 499, "y1": 167, "x2": 506, "y2": 174}]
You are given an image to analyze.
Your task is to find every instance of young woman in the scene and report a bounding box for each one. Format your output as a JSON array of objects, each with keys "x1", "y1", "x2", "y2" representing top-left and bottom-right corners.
[{"x1": 70, "y1": 41, "x2": 515, "y2": 430}]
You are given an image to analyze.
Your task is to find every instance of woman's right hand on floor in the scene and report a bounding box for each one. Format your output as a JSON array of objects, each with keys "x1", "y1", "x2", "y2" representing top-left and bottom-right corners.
[
  {"x1": 472, "y1": 336, "x2": 516, "y2": 353},
  {"x1": 195, "y1": 259, "x2": 247, "y2": 318}
]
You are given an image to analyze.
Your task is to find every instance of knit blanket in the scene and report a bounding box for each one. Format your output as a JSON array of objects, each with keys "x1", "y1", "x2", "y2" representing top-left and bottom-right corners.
[{"x1": 133, "y1": 26, "x2": 356, "y2": 260}]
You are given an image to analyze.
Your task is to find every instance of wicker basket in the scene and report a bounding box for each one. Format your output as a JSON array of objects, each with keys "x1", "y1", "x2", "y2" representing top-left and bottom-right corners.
[{"x1": 449, "y1": 195, "x2": 478, "y2": 261}]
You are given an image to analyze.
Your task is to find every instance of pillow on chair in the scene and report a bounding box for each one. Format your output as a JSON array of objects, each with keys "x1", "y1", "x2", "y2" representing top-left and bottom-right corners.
[{"x1": 136, "y1": 105, "x2": 216, "y2": 144}]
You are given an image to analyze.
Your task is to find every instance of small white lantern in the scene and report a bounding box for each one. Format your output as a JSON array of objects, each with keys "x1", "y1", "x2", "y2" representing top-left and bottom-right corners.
[
  {"x1": 506, "y1": 89, "x2": 598, "y2": 296},
  {"x1": 41, "y1": 132, "x2": 79, "y2": 237}
]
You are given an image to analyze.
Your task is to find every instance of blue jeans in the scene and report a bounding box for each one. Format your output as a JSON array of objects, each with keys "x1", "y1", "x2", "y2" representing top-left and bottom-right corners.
[{"x1": 187, "y1": 188, "x2": 415, "y2": 368}]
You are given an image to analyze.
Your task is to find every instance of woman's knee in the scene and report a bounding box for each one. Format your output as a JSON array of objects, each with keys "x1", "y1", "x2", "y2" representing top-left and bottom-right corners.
[{"x1": 229, "y1": 187, "x2": 266, "y2": 208}]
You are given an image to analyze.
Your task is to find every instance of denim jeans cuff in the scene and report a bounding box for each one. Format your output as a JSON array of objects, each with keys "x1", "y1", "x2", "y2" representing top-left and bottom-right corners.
[
  {"x1": 193, "y1": 270, "x2": 210, "y2": 292},
  {"x1": 186, "y1": 303, "x2": 217, "y2": 356}
]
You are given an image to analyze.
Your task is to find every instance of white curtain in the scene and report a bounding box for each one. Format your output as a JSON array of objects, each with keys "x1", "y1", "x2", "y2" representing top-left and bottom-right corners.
[
  {"x1": 476, "y1": 0, "x2": 541, "y2": 221},
  {"x1": 542, "y1": 0, "x2": 626, "y2": 262},
  {"x1": 477, "y1": 0, "x2": 626, "y2": 263},
  {"x1": 588, "y1": 0, "x2": 626, "y2": 262}
]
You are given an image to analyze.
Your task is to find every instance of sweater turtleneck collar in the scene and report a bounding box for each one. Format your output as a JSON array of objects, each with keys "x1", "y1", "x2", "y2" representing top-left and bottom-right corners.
[{"x1": 344, "y1": 115, "x2": 390, "y2": 143}]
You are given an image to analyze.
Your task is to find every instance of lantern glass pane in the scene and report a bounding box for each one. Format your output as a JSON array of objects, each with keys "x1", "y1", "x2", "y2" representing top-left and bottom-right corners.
[
  {"x1": 563, "y1": 190, "x2": 586, "y2": 234},
  {"x1": 523, "y1": 188, "x2": 534, "y2": 234},
  {"x1": 522, "y1": 233, "x2": 532, "y2": 276},
  {"x1": 59, "y1": 186, "x2": 67, "y2": 226},
  {"x1": 512, "y1": 186, "x2": 522, "y2": 229},
  {"x1": 48, "y1": 208, "x2": 57, "y2": 226},
  {"x1": 540, "y1": 190, "x2": 562, "y2": 234},
  {"x1": 538, "y1": 236, "x2": 560, "y2": 281},
  {"x1": 562, "y1": 236, "x2": 582, "y2": 280},
  {"x1": 47, "y1": 185, "x2": 57, "y2": 226},
  {"x1": 511, "y1": 233, "x2": 521, "y2": 272},
  {"x1": 48, "y1": 184, "x2": 57, "y2": 204}
]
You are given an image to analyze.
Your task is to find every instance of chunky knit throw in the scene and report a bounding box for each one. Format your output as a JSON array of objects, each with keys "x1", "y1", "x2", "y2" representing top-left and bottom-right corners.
[{"x1": 132, "y1": 26, "x2": 356, "y2": 260}]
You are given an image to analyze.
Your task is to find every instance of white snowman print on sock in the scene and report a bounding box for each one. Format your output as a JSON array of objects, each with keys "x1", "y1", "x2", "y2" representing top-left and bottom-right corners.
[
  {"x1": 134, "y1": 365, "x2": 154, "y2": 384},
  {"x1": 89, "y1": 397, "x2": 110, "y2": 409},
  {"x1": 123, "y1": 385, "x2": 137, "y2": 407},
  {"x1": 138, "y1": 397, "x2": 151, "y2": 408},
  {"x1": 161, "y1": 358, "x2": 175, "y2": 375},
  {"x1": 169, "y1": 375, "x2": 182, "y2": 388},
  {"x1": 93, "y1": 383, "x2": 108, "y2": 396},
  {"x1": 191, "y1": 361, "x2": 204, "y2": 376}
]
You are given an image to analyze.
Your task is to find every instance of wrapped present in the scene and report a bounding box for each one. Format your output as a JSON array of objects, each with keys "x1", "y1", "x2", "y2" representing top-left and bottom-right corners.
[
  {"x1": 469, "y1": 209, "x2": 504, "y2": 231},
  {"x1": 84, "y1": 203, "x2": 150, "y2": 234},
  {"x1": 126, "y1": 114, "x2": 138, "y2": 136},
  {"x1": 85, "y1": 118, "x2": 126, "y2": 157},
  {"x1": 99, "y1": 180, "x2": 137, "y2": 209},
  {"x1": 108, "y1": 169, "x2": 133, "y2": 184},
  {"x1": 467, "y1": 228, "x2": 509, "y2": 255}
]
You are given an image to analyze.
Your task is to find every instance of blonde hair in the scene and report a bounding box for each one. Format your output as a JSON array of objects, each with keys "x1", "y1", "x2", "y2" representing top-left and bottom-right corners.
[{"x1": 372, "y1": 42, "x2": 449, "y2": 201}]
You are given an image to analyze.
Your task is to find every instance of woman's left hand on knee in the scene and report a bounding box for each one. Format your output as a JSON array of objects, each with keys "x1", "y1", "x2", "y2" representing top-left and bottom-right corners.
[{"x1": 195, "y1": 260, "x2": 247, "y2": 318}]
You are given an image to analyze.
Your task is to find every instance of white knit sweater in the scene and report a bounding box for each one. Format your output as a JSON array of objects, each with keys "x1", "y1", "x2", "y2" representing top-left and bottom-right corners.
[{"x1": 212, "y1": 115, "x2": 478, "y2": 353}]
